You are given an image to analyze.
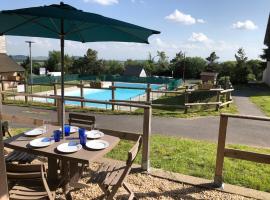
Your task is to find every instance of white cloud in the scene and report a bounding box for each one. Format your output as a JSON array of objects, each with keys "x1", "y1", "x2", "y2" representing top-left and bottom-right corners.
[
  {"x1": 189, "y1": 32, "x2": 209, "y2": 42},
  {"x1": 165, "y1": 9, "x2": 196, "y2": 25},
  {"x1": 197, "y1": 19, "x2": 206, "y2": 24},
  {"x1": 232, "y1": 20, "x2": 258, "y2": 30},
  {"x1": 165, "y1": 10, "x2": 205, "y2": 25},
  {"x1": 83, "y1": 0, "x2": 119, "y2": 6}
]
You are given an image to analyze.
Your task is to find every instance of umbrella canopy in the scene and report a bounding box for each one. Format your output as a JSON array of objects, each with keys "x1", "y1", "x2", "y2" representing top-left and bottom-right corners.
[
  {"x1": 0, "y1": 2, "x2": 160, "y2": 43},
  {"x1": 0, "y1": 2, "x2": 160, "y2": 134}
]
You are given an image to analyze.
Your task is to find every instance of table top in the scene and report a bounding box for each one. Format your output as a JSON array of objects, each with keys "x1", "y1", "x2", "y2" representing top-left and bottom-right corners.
[{"x1": 4, "y1": 125, "x2": 120, "y2": 164}]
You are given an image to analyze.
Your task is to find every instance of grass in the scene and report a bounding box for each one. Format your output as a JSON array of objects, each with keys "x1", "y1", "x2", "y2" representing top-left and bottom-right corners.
[
  {"x1": 248, "y1": 84, "x2": 270, "y2": 117},
  {"x1": 107, "y1": 134, "x2": 270, "y2": 192}
]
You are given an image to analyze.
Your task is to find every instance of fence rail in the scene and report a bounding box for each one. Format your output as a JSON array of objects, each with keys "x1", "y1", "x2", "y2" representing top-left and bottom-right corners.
[{"x1": 214, "y1": 113, "x2": 270, "y2": 188}]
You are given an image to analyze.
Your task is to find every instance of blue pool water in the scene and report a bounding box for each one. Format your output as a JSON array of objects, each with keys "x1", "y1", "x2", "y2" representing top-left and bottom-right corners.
[{"x1": 38, "y1": 82, "x2": 161, "y2": 109}]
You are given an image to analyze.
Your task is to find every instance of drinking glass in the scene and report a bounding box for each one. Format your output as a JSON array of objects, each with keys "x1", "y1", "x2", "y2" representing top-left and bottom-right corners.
[
  {"x1": 64, "y1": 124, "x2": 70, "y2": 136},
  {"x1": 79, "y1": 128, "x2": 86, "y2": 146},
  {"x1": 53, "y1": 130, "x2": 61, "y2": 142}
]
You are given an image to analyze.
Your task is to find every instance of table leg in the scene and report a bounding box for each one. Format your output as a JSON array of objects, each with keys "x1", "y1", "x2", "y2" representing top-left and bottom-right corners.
[
  {"x1": 61, "y1": 159, "x2": 72, "y2": 200},
  {"x1": 47, "y1": 157, "x2": 58, "y2": 184},
  {"x1": 69, "y1": 161, "x2": 89, "y2": 189}
]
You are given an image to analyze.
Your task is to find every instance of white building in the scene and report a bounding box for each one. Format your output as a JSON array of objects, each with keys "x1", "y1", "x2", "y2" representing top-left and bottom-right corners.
[{"x1": 263, "y1": 15, "x2": 270, "y2": 86}]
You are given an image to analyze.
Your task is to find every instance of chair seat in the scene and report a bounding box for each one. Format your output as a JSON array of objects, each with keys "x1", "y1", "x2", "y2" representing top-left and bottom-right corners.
[
  {"x1": 5, "y1": 151, "x2": 37, "y2": 163},
  {"x1": 91, "y1": 162, "x2": 126, "y2": 186},
  {"x1": 9, "y1": 181, "x2": 55, "y2": 200}
]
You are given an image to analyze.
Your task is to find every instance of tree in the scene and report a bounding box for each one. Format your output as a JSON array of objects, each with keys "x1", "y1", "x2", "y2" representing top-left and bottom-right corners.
[
  {"x1": 205, "y1": 52, "x2": 220, "y2": 72},
  {"x1": 170, "y1": 51, "x2": 185, "y2": 78},
  {"x1": 260, "y1": 44, "x2": 270, "y2": 61},
  {"x1": 43, "y1": 51, "x2": 61, "y2": 72},
  {"x1": 103, "y1": 60, "x2": 124, "y2": 75},
  {"x1": 69, "y1": 48, "x2": 105, "y2": 75},
  {"x1": 234, "y1": 48, "x2": 251, "y2": 84},
  {"x1": 156, "y1": 51, "x2": 170, "y2": 76}
]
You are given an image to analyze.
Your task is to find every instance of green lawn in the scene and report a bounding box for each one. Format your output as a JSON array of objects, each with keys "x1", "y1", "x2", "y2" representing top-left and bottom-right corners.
[
  {"x1": 107, "y1": 134, "x2": 270, "y2": 192},
  {"x1": 249, "y1": 84, "x2": 270, "y2": 116}
]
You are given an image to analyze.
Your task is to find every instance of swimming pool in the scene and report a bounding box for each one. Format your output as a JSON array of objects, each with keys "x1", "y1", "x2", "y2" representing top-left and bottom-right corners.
[{"x1": 36, "y1": 82, "x2": 161, "y2": 109}]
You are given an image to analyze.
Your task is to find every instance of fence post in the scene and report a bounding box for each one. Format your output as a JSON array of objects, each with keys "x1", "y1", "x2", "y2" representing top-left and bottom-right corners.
[
  {"x1": 142, "y1": 106, "x2": 152, "y2": 171},
  {"x1": 56, "y1": 97, "x2": 61, "y2": 125},
  {"x1": 53, "y1": 83, "x2": 57, "y2": 106},
  {"x1": 214, "y1": 114, "x2": 228, "y2": 188},
  {"x1": 146, "y1": 83, "x2": 151, "y2": 102},
  {"x1": 0, "y1": 122, "x2": 9, "y2": 200},
  {"x1": 111, "y1": 82, "x2": 115, "y2": 111},
  {"x1": 24, "y1": 82, "x2": 28, "y2": 104},
  {"x1": 216, "y1": 91, "x2": 220, "y2": 111},
  {"x1": 1, "y1": 80, "x2": 4, "y2": 102},
  {"x1": 227, "y1": 91, "x2": 231, "y2": 108},
  {"x1": 80, "y1": 84, "x2": 84, "y2": 108},
  {"x1": 184, "y1": 91, "x2": 189, "y2": 114}
]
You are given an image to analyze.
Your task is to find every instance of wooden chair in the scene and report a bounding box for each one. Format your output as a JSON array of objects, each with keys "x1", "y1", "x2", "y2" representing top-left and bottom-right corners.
[
  {"x1": 2, "y1": 114, "x2": 44, "y2": 163},
  {"x1": 6, "y1": 163, "x2": 56, "y2": 200},
  {"x1": 91, "y1": 136, "x2": 142, "y2": 200},
  {"x1": 68, "y1": 113, "x2": 96, "y2": 129}
]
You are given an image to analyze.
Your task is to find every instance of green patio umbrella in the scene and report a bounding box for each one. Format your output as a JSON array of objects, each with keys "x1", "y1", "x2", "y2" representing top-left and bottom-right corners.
[{"x1": 0, "y1": 2, "x2": 160, "y2": 133}]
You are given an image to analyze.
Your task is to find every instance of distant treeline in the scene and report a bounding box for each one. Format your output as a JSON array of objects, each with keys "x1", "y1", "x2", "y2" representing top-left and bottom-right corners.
[{"x1": 20, "y1": 47, "x2": 266, "y2": 84}]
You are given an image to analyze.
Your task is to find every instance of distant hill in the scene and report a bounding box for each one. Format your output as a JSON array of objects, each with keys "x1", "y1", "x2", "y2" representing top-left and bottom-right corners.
[{"x1": 10, "y1": 55, "x2": 48, "y2": 62}]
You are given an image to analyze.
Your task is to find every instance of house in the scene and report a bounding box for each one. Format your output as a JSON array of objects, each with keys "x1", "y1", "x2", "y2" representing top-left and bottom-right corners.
[
  {"x1": 0, "y1": 36, "x2": 25, "y2": 90},
  {"x1": 200, "y1": 71, "x2": 218, "y2": 85},
  {"x1": 123, "y1": 65, "x2": 147, "y2": 77},
  {"x1": 263, "y1": 14, "x2": 270, "y2": 86}
]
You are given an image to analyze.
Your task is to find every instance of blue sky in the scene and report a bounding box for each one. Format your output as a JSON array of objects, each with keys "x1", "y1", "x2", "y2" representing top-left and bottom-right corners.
[{"x1": 2, "y1": 0, "x2": 270, "y2": 61}]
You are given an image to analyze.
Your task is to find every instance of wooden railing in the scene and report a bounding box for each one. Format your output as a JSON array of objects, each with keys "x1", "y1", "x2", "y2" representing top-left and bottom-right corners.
[
  {"x1": 214, "y1": 113, "x2": 270, "y2": 188},
  {"x1": 184, "y1": 89, "x2": 234, "y2": 113}
]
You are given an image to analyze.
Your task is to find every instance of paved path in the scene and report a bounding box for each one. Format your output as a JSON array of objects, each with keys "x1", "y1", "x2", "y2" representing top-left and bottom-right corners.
[
  {"x1": 232, "y1": 88, "x2": 265, "y2": 116},
  {"x1": 3, "y1": 104, "x2": 270, "y2": 148}
]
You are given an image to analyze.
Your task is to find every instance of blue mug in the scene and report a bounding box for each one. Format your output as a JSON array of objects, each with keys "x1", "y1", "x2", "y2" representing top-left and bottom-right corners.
[{"x1": 53, "y1": 130, "x2": 61, "y2": 142}]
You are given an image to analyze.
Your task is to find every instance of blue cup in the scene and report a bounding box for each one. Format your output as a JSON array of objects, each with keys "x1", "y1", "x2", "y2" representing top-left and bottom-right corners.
[
  {"x1": 53, "y1": 130, "x2": 61, "y2": 142},
  {"x1": 79, "y1": 128, "x2": 86, "y2": 146},
  {"x1": 64, "y1": 124, "x2": 71, "y2": 136}
]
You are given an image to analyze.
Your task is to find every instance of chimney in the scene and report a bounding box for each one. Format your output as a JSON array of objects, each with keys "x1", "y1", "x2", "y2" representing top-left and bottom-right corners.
[{"x1": 0, "y1": 36, "x2": 7, "y2": 54}]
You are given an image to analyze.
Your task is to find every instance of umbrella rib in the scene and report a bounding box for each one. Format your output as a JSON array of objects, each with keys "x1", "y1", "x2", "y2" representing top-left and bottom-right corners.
[
  {"x1": 18, "y1": 14, "x2": 59, "y2": 34},
  {"x1": 65, "y1": 23, "x2": 100, "y2": 35},
  {"x1": 49, "y1": 18, "x2": 60, "y2": 33},
  {"x1": 67, "y1": 21, "x2": 86, "y2": 42},
  {"x1": 0, "y1": 15, "x2": 40, "y2": 35},
  {"x1": 110, "y1": 26, "x2": 149, "y2": 43}
]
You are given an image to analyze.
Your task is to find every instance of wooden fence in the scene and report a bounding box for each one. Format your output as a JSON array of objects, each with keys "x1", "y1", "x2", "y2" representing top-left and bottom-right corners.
[
  {"x1": 214, "y1": 113, "x2": 270, "y2": 188},
  {"x1": 184, "y1": 89, "x2": 234, "y2": 113}
]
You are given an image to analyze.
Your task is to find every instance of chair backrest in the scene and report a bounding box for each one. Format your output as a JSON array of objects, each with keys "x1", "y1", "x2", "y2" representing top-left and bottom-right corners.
[
  {"x1": 6, "y1": 163, "x2": 44, "y2": 180},
  {"x1": 126, "y1": 136, "x2": 142, "y2": 166},
  {"x1": 68, "y1": 113, "x2": 96, "y2": 129}
]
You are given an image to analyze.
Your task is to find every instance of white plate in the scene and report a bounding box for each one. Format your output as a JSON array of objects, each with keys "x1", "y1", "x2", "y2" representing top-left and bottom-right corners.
[
  {"x1": 85, "y1": 130, "x2": 104, "y2": 139},
  {"x1": 86, "y1": 140, "x2": 109, "y2": 150},
  {"x1": 57, "y1": 141, "x2": 82, "y2": 153},
  {"x1": 29, "y1": 137, "x2": 54, "y2": 148},
  {"x1": 59, "y1": 126, "x2": 79, "y2": 133},
  {"x1": 24, "y1": 128, "x2": 45, "y2": 136}
]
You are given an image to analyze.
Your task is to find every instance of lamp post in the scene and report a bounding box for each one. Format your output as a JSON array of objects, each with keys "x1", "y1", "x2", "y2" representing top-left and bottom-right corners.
[{"x1": 25, "y1": 41, "x2": 34, "y2": 93}]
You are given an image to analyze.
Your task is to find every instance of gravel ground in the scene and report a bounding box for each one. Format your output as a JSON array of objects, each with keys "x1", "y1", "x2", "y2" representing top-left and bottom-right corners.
[
  {"x1": 3, "y1": 148, "x2": 254, "y2": 200},
  {"x1": 55, "y1": 164, "x2": 254, "y2": 200}
]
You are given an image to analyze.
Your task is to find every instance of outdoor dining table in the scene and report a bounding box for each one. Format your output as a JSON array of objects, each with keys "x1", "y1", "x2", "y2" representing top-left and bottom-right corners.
[{"x1": 3, "y1": 124, "x2": 120, "y2": 199}]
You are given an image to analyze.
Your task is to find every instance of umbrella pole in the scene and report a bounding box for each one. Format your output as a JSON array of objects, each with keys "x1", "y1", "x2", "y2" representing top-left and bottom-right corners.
[{"x1": 60, "y1": 19, "x2": 65, "y2": 138}]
